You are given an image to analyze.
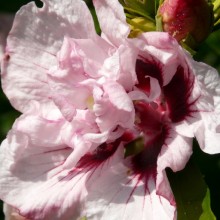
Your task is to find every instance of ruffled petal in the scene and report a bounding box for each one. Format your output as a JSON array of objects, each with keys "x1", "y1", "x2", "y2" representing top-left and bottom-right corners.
[
  {"x1": 100, "y1": 44, "x2": 138, "y2": 91},
  {"x1": 93, "y1": 81, "x2": 135, "y2": 132},
  {"x1": 0, "y1": 128, "x2": 86, "y2": 220},
  {"x1": 47, "y1": 36, "x2": 111, "y2": 121},
  {"x1": 0, "y1": 123, "x2": 125, "y2": 220},
  {"x1": 1, "y1": 0, "x2": 96, "y2": 113},
  {"x1": 191, "y1": 61, "x2": 220, "y2": 153},
  {"x1": 132, "y1": 32, "x2": 180, "y2": 86}
]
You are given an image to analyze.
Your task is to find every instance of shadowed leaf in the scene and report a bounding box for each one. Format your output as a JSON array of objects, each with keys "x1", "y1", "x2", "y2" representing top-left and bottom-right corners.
[{"x1": 167, "y1": 159, "x2": 216, "y2": 220}]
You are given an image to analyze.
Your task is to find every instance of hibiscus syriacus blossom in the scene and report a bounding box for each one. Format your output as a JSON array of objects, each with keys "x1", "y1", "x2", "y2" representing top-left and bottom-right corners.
[{"x1": 0, "y1": 0, "x2": 220, "y2": 220}]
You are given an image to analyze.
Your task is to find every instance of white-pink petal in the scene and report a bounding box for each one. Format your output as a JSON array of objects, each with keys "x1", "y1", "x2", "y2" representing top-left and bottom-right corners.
[
  {"x1": 3, "y1": 203, "x2": 27, "y2": 220},
  {"x1": 100, "y1": 44, "x2": 138, "y2": 91},
  {"x1": 190, "y1": 60, "x2": 220, "y2": 154},
  {"x1": 1, "y1": 0, "x2": 96, "y2": 113},
  {"x1": 83, "y1": 156, "x2": 176, "y2": 220},
  {"x1": 157, "y1": 129, "x2": 193, "y2": 201},
  {"x1": 93, "y1": 0, "x2": 130, "y2": 46},
  {"x1": 93, "y1": 81, "x2": 135, "y2": 132},
  {"x1": 14, "y1": 114, "x2": 65, "y2": 148}
]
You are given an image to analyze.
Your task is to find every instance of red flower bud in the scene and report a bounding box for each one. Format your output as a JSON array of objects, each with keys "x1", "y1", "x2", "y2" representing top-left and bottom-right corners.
[{"x1": 159, "y1": 0, "x2": 213, "y2": 43}]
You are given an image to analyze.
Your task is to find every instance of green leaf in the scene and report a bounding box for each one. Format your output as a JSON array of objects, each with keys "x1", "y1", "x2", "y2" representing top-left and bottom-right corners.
[
  {"x1": 212, "y1": 0, "x2": 220, "y2": 27},
  {"x1": 167, "y1": 159, "x2": 216, "y2": 220},
  {"x1": 199, "y1": 189, "x2": 216, "y2": 220},
  {"x1": 127, "y1": 16, "x2": 156, "y2": 37},
  {"x1": 90, "y1": 7, "x2": 101, "y2": 35},
  {"x1": 180, "y1": 38, "x2": 197, "y2": 56},
  {"x1": 124, "y1": 137, "x2": 145, "y2": 158},
  {"x1": 119, "y1": 0, "x2": 155, "y2": 20},
  {"x1": 155, "y1": 0, "x2": 164, "y2": 14},
  {"x1": 213, "y1": 0, "x2": 220, "y2": 11}
]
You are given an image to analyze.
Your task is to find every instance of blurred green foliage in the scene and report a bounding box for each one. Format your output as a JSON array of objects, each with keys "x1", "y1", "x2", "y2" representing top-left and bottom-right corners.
[
  {"x1": 0, "y1": 0, "x2": 220, "y2": 220},
  {"x1": 195, "y1": 29, "x2": 220, "y2": 72},
  {"x1": 167, "y1": 159, "x2": 216, "y2": 220}
]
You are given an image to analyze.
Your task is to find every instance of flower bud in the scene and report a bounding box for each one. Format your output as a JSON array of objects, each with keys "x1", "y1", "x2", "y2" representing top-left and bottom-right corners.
[{"x1": 159, "y1": 0, "x2": 213, "y2": 44}]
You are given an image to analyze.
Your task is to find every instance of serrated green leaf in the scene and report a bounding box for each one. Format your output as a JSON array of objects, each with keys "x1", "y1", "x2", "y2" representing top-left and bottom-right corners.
[
  {"x1": 167, "y1": 160, "x2": 216, "y2": 220},
  {"x1": 80, "y1": 217, "x2": 87, "y2": 220},
  {"x1": 199, "y1": 189, "x2": 216, "y2": 220},
  {"x1": 124, "y1": 137, "x2": 145, "y2": 158}
]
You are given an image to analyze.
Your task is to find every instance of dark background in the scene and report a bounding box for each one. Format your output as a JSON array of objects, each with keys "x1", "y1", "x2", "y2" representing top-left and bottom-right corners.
[{"x1": 0, "y1": 0, "x2": 220, "y2": 219}]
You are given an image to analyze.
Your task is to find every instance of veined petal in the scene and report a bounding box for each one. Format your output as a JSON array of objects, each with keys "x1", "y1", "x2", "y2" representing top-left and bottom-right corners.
[
  {"x1": 1, "y1": 0, "x2": 96, "y2": 113},
  {"x1": 0, "y1": 129, "x2": 84, "y2": 220},
  {"x1": 93, "y1": 0, "x2": 130, "y2": 46},
  {"x1": 189, "y1": 60, "x2": 220, "y2": 154},
  {"x1": 84, "y1": 173, "x2": 176, "y2": 220},
  {"x1": 83, "y1": 147, "x2": 176, "y2": 220},
  {"x1": 0, "y1": 127, "x2": 126, "y2": 220},
  {"x1": 191, "y1": 60, "x2": 220, "y2": 112}
]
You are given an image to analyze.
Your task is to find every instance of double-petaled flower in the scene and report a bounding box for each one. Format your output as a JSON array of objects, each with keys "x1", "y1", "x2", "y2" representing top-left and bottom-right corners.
[{"x1": 0, "y1": 0, "x2": 220, "y2": 219}]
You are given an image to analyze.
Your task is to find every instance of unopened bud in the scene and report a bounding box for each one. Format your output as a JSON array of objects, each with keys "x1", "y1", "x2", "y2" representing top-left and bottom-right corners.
[{"x1": 159, "y1": 0, "x2": 213, "y2": 44}]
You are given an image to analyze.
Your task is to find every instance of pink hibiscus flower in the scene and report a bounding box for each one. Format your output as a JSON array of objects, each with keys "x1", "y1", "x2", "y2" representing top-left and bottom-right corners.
[{"x1": 0, "y1": 0, "x2": 220, "y2": 220}]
